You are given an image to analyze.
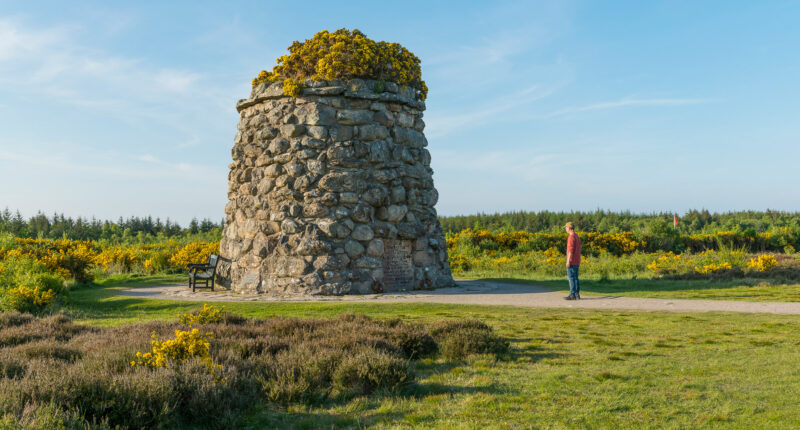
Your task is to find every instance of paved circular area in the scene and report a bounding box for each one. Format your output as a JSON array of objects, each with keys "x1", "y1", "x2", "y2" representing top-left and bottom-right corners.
[{"x1": 118, "y1": 280, "x2": 800, "y2": 314}]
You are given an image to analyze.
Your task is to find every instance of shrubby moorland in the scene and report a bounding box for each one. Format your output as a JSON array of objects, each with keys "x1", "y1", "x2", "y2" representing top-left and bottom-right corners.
[
  {"x1": 0, "y1": 210, "x2": 799, "y2": 427},
  {"x1": 2, "y1": 209, "x2": 800, "y2": 314}
]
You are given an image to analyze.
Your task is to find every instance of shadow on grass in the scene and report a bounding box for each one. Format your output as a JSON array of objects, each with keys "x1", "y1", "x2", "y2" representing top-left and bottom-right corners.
[
  {"x1": 246, "y1": 369, "x2": 510, "y2": 429},
  {"x1": 474, "y1": 276, "x2": 800, "y2": 296},
  {"x1": 91, "y1": 273, "x2": 185, "y2": 288},
  {"x1": 61, "y1": 277, "x2": 197, "y2": 322}
]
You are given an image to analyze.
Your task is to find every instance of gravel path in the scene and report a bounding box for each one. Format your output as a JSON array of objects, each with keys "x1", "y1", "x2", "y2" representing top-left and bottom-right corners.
[{"x1": 118, "y1": 280, "x2": 800, "y2": 315}]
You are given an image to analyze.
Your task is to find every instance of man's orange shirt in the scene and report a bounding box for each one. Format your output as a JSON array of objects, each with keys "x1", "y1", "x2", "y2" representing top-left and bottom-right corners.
[{"x1": 567, "y1": 233, "x2": 581, "y2": 266}]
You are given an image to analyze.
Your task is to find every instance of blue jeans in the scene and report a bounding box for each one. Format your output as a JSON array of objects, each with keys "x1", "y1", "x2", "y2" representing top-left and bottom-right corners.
[{"x1": 567, "y1": 265, "x2": 580, "y2": 296}]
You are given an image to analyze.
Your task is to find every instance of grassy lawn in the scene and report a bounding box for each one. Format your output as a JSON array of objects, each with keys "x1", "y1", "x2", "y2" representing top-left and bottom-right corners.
[
  {"x1": 57, "y1": 276, "x2": 800, "y2": 428},
  {"x1": 458, "y1": 273, "x2": 800, "y2": 302}
]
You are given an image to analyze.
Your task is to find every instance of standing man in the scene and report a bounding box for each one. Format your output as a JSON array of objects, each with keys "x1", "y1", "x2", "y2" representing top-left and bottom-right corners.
[{"x1": 564, "y1": 222, "x2": 581, "y2": 300}]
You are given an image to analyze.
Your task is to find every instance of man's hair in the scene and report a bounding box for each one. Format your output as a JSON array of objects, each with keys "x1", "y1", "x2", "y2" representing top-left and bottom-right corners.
[{"x1": 565, "y1": 221, "x2": 575, "y2": 230}]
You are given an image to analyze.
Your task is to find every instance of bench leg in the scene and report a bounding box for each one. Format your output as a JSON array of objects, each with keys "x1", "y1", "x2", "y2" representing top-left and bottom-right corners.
[{"x1": 211, "y1": 276, "x2": 215, "y2": 291}]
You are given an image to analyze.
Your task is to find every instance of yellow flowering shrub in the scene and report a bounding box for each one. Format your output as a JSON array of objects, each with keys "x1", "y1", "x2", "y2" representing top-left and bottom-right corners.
[
  {"x1": 747, "y1": 254, "x2": 778, "y2": 272},
  {"x1": 491, "y1": 256, "x2": 513, "y2": 266},
  {"x1": 647, "y1": 252, "x2": 685, "y2": 275},
  {"x1": 542, "y1": 247, "x2": 563, "y2": 268},
  {"x1": 179, "y1": 304, "x2": 225, "y2": 326},
  {"x1": 5, "y1": 239, "x2": 98, "y2": 282},
  {"x1": 0, "y1": 238, "x2": 222, "y2": 278},
  {"x1": 168, "y1": 241, "x2": 220, "y2": 270},
  {"x1": 252, "y1": 28, "x2": 427, "y2": 101},
  {"x1": 448, "y1": 253, "x2": 470, "y2": 272},
  {"x1": 282, "y1": 78, "x2": 303, "y2": 97},
  {"x1": 5, "y1": 285, "x2": 56, "y2": 313},
  {"x1": 494, "y1": 231, "x2": 534, "y2": 248},
  {"x1": 694, "y1": 262, "x2": 732, "y2": 274},
  {"x1": 446, "y1": 229, "x2": 646, "y2": 257},
  {"x1": 94, "y1": 246, "x2": 141, "y2": 273},
  {"x1": 132, "y1": 328, "x2": 223, "y2": 379}
]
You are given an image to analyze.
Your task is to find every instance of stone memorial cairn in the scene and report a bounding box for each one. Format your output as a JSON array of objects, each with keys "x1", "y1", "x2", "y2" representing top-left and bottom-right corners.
[{"x1": 218, "y1": 77, "x2": 454, "y2": 295}]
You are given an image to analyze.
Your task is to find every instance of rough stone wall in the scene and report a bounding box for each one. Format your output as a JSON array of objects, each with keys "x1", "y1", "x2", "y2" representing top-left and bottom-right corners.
[{"x1": 218, "y1": 79, "x2": 453, "y2": 295}]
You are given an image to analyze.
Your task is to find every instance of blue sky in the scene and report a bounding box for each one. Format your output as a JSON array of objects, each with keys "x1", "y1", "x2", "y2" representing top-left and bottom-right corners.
[{"x1": 1, "y1": 1, "x2": 798, "y2": 225}]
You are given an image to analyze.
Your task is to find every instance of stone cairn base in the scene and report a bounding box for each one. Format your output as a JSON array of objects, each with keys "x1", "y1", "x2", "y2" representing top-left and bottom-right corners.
[{"x1": 217, "y1": 79, "x2": 454, "y2": 295}]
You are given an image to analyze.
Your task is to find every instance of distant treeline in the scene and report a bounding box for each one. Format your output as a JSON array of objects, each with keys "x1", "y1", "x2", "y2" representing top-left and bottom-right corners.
[
  {"x1": 0, "y1": 208, "x2": 223, "y2": 243},
  {"x1": 438, "y1": 210, "x2": 800, "y2": 235},
  {"x1": 5, "y1": 208, "x2": 800, "y2": 243}
]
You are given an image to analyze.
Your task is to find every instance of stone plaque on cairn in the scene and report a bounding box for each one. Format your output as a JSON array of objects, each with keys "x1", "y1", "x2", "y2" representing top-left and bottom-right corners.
[{"x1": 216, "y1": 32, "x2": 453, "y2": 295}]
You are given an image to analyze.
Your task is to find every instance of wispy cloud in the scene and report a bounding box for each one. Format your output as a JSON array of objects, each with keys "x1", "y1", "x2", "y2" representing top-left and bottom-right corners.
[
  {"x1": 422, "y1": 2, "x2": 573, "y2": 96},
  {"x1": 542, "y1": 97, "x2": 720, "y2": 118},
  {"x1": 0, "y1": 145, "x2": 221, "y2": 180},
  {"x1": 0, "y1": 18, "x2": 234, "y2": 122},
  {"x1": 425, "y1": 83, "x2": 564, "y2": 138},
  {"x1": 154, "y1": 70, "x2": 203, "y2": 93},
  {"x1": 136, "y1": 153, "x2": 195, "y2": 173},
  {"x1": 432, "y1": 148, "x2": 587, "y2": 183}
]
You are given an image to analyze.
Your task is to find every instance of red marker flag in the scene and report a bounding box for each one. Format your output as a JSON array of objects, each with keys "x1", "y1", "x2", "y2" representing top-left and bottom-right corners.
[{"x1": 674, "y1": 215, "x2": 678, "y2": 228}]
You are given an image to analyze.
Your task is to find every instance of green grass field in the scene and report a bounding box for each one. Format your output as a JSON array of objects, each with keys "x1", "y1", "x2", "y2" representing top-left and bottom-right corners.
[
  {"x1": 56, "y1": 276, "x2": 800, "y2": 428},
  {"x1": 454, "y1": 271, "x2": 800, "y2": 302}
]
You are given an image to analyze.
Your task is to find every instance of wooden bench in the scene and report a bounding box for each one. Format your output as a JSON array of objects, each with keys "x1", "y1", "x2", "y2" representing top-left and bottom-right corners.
[{"x1": 187, "y1": 254, "x2": 218, "y2": 292}]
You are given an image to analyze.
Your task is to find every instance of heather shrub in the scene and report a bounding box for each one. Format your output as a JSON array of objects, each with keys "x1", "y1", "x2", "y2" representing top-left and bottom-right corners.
[
  {"x1": 429, "y1": 318, "x2": 492, "y2": 338},
  {"x1": 261, "y1": 345, "x2": 340, "y2": 404},
  {"x1": 438, "y1": 328, "x2": 510, "y2": 361},
  {"x1": 430, "y1": 319, "x2": 509, "y2": 360},
  {"x1": 0, "y1": 402, "x2": 98, "y2": 430},
  {"x1": 0, "y1": 312, "x2": 34, "y2": 330},
  {"x1": 0, "y1": 353, "x2": 27, "y2": 379},
  {"x1": 0, "y1": 310, "x2": 506, "y2": 427},
  {"x1": 387, "y1": 325, "x2": 437, "y2": 359},
  {"x1": 169, "y1": 360, "x2": 257, "y2": 429},
  {"x1": 16, "y1": 362, "x2": 180, "y2": 428},
  {"x1": 0, "y1": 314, "x2": 91, "y2": 347},
  {"x1": 13, "y1": 341, "x2": 81, "y2": 362},
  {"x1": 332, "y1": 348, "x2": 412, "y2": 398}
]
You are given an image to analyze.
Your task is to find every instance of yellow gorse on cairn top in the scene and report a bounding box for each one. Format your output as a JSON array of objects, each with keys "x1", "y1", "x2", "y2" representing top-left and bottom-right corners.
[{"x1": 251, "y1": 28, "x2": 427, "y2": 101}]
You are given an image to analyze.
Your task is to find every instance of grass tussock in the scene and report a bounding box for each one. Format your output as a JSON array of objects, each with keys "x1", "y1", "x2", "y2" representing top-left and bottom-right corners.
[{"x1": 0, "y1": 309, "x2": 507, "y2": 429}]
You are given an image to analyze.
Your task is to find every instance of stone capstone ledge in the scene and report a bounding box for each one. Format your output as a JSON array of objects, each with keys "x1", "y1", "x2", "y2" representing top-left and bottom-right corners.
[{"x1": 237, "y1": 79, "x2": 425, "y2": 113}]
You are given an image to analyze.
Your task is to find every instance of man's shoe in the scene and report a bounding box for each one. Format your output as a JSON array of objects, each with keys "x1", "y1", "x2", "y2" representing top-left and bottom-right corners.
[
  {"x1": 564, "y1": 294, "x2": 576, "y2": 300},
  {"x1": 575, "y1": 293, "x2": 581, "y2": 300}
]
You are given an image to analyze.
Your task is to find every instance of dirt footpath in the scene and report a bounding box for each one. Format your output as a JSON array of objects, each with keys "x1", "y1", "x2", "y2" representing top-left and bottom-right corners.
[{"x1": 119, "y1": 280, "x2": 800, "y2": 315}]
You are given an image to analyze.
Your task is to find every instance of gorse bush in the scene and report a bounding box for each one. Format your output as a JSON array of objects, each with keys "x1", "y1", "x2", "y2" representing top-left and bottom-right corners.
[
  {"x1": 4, "y1": 286, "x2": 56, "y2": 314},
  {"x1": 0, "y1": 239, "x2": 223, "y2": 314},
  {"x1": 0, "y1": 256, "x2": 65, "y2": 314},
  {"x1": 0, "y1": 238, "x2": 218, "y2": 279},
  {"x1": 168, "y1": 241, "x2": 219, "y2": 269},
  {"x1": 694, "y1": 262, "x2": 733, "y2": 274},
  {"x1": 2, "y1": 239, "x2": 96, "y2": 283},
  {"x1": 446, "y1": 228, "x2": 797, "y2": 257},
  {"x1": 178, "y1": 303, "x2": 226, "y2": 326},
  {"x1": 748, "y1": 254, "x2": 779, "y2": 272},
  {"x1": 447, "y1": 228, "x2": 800, "y2": 281},
  {"x1": 0, "y1": 309, "x2": 506, "y2": 428},
  {"x1": 252, "y1": 28, "x2": 427, "y2": 100}
]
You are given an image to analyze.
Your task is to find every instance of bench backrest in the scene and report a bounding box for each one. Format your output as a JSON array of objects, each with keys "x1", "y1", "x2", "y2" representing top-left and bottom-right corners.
[{"x1": 208, "y1": 254, "x2": 219, "y2": 273}]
